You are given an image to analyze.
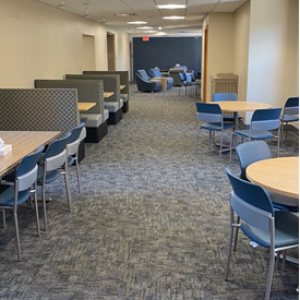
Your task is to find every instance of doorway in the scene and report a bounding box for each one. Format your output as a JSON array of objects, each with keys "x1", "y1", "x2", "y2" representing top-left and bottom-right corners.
[
  {"x1": 82, "y1": 34, "x2": 96, "y2": 71},
  {"x1": 107, "y1": 33, "x2": 116, "y2": 71}
]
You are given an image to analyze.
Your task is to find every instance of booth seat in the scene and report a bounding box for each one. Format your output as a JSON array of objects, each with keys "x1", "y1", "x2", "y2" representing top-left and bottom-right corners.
[
  {"x1": 0, "y1": 88, "x2": 85, "y2": 162},
  {"x1": 83, "y1": 71, "x2": 129, "y2": 113},
  {"x1": 65, "y1": 74, "x2": 122, "y2": 125},
  {"x1": 35, "y1": 79, "x2": 107, "y2": 144}
]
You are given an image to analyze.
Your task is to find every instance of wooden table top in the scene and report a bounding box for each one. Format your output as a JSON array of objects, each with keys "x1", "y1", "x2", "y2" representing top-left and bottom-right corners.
[
  {"x1": 246, "y1": 156, "x2": 299, "y2": 199},
  {"x1": 217, "y1": 101, "x2": 272, "y2": 112},
  {"x1": 120, "y1": 85, "x2": 126, "y2": 90},
  {"x1": 0, "y1": 131, "x2": 60, "y2": 177},
  {"x1": 78, "y1": 102, "x2": 96, "y2": 111},
  {"x1": 104, "y1": 92, "x2": 114, "y2": 98}
]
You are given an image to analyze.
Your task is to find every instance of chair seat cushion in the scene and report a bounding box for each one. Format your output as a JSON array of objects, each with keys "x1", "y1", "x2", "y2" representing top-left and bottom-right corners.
[
  {"x1": 234, "y1": 129, "x2": 274, "y2": 139},
  {"x1": 201, "y1": 122, "x2": 235, "y2": 131},
  {"x1": 80, "y1": 114, "x2": 103, "y2": 128},
  {"x1": 104, "y1": 109, "x2": 109, "y2": 121},
  {"x1": 166, "y1": 77, "x2": 174, "y2": 84},
  {"x1": 121, "y1": 94, "x2": 128, "y2": 102},
  {"x1": 241, "y1": 210, "x2": 299, "y2": 248},
  {"x1": 105, "y1": 102, "x2": 119, "y2": 113},
  {"x1": 37, "y1": 168, "x2": 61, "y2": 184},
  {"x1": 280, "y1": 114, "x2": 299, "y2": 122},
  {"x1": 267, "y1": 191, "x2": 299, "y2": 211},
  {"x1": 151, "y1": 80, "x2": 162, "y2": 87},
  {"x1": 0, "y1": 185, "x2": 30, "y2": 206},
  {"x1": 223, "y1": 114, "x2": 243, "y2": 121},
  {"x1": 120, "y1": 98, "x2": 124, "y2": 108}
]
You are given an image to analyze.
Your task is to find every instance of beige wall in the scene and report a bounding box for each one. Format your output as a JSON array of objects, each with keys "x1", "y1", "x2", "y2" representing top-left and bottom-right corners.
[
  {"x1": 202, "y1": 0, "x2": 299, "y2": 127},
  {"x1": 0, "y1": 0, "x2": 130, "y2": 88},
  {"x1": 246, "y1": 0, "x2": 299, "y2": 125},
  {"x1": 205, "y1": 13, "x2": 235, "y2": 102}
]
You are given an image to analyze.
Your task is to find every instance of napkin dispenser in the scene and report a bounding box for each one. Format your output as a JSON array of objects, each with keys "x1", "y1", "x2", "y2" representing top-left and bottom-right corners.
[{"x1": 0, "y1": 138, "x2": 12, "y2": 156}]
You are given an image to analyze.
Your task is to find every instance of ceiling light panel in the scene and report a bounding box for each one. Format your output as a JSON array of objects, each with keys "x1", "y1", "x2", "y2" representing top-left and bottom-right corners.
[
  {"x1": 157, "y1": 4, "x2": 186, "y2": 9},
  {"x1": 163, "y1": 16, "x2": 185, "y2": 20}
]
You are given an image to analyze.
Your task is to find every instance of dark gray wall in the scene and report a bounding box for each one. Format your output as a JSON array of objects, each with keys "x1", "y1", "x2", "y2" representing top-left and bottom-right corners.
[{"x1": 133, "y1": 37, "x2": 202, "y2": 78}]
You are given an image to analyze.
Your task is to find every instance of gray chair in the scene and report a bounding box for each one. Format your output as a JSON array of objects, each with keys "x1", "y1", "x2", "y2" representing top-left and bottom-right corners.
[
  {"x1": 225, "y1": 168, "x2": 299, "y2": 300},
  {"x1": 37, "y1": 132, "x2": 72, "y2": 230},
  {"x1": 0, "y1": 145, "x2": 44, "y2": 261}
]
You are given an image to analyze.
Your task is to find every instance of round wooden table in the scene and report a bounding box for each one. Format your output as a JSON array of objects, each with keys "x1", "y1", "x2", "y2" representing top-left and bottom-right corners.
[
  {"x1": 217, "y1": 101, "x2": 272, "y2": 126},
  {"x1": 246, "y1": 156, "x2": 299, "y2": 199}
]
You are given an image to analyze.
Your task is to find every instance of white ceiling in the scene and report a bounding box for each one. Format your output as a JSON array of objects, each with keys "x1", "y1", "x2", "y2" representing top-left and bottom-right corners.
[{"x1": 35, "y1": 0, "x2": 248, "y2": 37}]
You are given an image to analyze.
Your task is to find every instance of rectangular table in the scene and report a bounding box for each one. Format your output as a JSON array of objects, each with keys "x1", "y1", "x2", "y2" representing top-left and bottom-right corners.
[
  {"x1": 104, "y1": 92, "x2": 114, "y2": 98},
  {"x1": 120, "y1": 85, "x2": 126, "y2": 90},
  {"x1": 78, "y1": 102, "x2": 96, "y2": 111},
  {"x1": 0, "y1": 131, "x2": 60, "y2": 177}
]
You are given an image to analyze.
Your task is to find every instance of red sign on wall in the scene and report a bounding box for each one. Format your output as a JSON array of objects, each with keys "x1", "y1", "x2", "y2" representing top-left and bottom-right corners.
[{"x1": 143, "y1": 36, "x2": 149, "y2": 42}]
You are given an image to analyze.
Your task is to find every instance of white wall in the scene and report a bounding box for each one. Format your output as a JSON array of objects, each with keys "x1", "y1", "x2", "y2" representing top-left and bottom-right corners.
[
  {"x1": 247, "y1": 0, "x2": 299, "y2": 112},
  {"x1": 0, "y1": 0, "x2": 130, "y2": 88}
]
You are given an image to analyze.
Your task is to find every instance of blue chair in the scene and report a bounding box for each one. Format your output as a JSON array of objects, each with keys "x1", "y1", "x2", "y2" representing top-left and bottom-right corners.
[
  {"x1": 37, "y1": 132, "x2": 71, "y2": 230},
  {"x1": 235, "y1": 141, "x2": 298, "y2": 210},
  {"x1": 135, "y1": 70, "x2": 161, "y2": 92},
  {"x1": 280, "y1": 96, "x2": 299, "y2": 141},
  {"x1": 0, "y1": 144, "x2": 44, "y2": 261},
  {"x1": 212, "y1": 93, "x2": 243, "y2": 123},
  {"x1": 230, "y1": 108, "x2": 281, "y2": 161},
  {"x1": 225, "y1": 168, "x2": 299, "y2": 300},
  {"x1": 148, "y1": 68, "x2": 173, "y2": 89},
  {"x1": 64, "y1": 122, "x2": 85, "y2": 193},
  {"x1": 194, "y1": 102, "x2": 235, "y2": 155}
]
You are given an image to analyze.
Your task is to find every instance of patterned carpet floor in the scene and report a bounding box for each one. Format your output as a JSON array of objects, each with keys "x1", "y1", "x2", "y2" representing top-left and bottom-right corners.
[{"x1": 0, "y1": 85, "x2": 299, "y2": 299}]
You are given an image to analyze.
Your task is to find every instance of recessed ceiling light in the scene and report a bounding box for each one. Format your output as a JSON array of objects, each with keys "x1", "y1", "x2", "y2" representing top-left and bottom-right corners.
[
  {"x1": 137, "y1": 26, "x2": 153, "y2": 30},
  {"x1": 115, "y1": 13, "x2": 136, "y2": 17},
  {"x1": 158, "y1": 26, "x2": 162, "y2": 30},
  {"x1": 57, "y1": 1, "x2": 66, "y2": 9},
  {"x1": 127, "y1": 21, "x2": 147, "y2": 24},
  {"x1": 163, "y1": 16, "x2": 185, "y2": 20},
  {"x1": 157, "y1": 4, "x2": 186, "y2": 9}
]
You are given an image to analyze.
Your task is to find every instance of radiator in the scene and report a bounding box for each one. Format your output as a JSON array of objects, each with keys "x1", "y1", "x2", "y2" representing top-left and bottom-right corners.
[{"x1": 211, "y1": 73, "x2": 239, "y2": 100}]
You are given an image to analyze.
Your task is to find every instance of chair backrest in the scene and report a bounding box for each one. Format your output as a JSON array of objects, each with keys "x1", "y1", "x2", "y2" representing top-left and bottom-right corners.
[
  {"x1": 67, "y1": 122, "x2": 85, "y2": 156},
  {"x1": 44, "y1": 132, "x2": 71, "y2": 171},
  {"x1": 225, "y1": 168, "x2": 274, "y2": 232},
  {"x1": 251, "y1": 108, "x2": 281, "y2": 131},
  {"x1": 136, "y1": 70, "x2": 150, "y2": 81},
  {"x1": 195, "y1": 102, "x2": 223, "y2": 123},
  {"x1": 284, "y1": 96, "x2": 299, "y2": 115},
  {"x1": 213, "y1": 93, "x2": 237, "y2": 102},
  {"x1": 235, "y1": 141, "x2": 272, "y2": 180},
  {"x1": 179, "y1": 73, "x2": 186, "y2": 82},
  {"x1": 149, "y1": 68, "x2": 161, "y2": 78},
  {"x1": 16, "y1": 144, "x2": 45, "y2": 191}
]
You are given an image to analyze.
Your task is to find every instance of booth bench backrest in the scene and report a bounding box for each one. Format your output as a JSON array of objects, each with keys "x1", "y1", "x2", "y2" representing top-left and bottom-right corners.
[
  {"x1": 0, "y1": 88, "x2": 79, "y2": 137},
  {"x1": 83, "y1": 71, "x2": 129, "y2": 98},
  {"x1": 34, "y1": 79, "x2": 105, "y2": 118},
  {"x1": 65, "y1": 74, "x2": 121, "y2": 106}
]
